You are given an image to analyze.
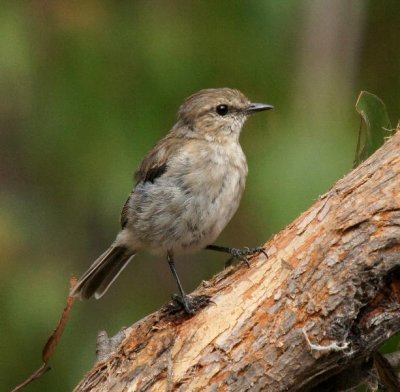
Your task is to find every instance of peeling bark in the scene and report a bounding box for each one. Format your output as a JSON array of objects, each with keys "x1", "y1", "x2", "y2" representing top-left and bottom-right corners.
[{"x1": 74, "y1": 130, "x2": 400, "y2": 392}]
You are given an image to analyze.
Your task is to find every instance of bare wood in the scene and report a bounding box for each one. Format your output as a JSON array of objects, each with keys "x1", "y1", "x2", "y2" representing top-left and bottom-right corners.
[{"x1": 74, "y1": 130, "x2": 400, "y2": 392}]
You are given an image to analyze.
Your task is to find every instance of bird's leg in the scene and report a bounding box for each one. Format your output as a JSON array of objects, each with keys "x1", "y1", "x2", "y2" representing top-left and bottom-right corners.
[
  {"x1": 167, "y1": 251, "x2": 194, "y2": 315},
  {"x1": 205, "y1": 244, "x2": 268, "y2": 268}
]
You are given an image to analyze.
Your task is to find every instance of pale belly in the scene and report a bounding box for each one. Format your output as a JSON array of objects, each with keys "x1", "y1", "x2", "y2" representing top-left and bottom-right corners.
[{"x1": 121, "y1": 144, "x2": 247, "y2": 255}]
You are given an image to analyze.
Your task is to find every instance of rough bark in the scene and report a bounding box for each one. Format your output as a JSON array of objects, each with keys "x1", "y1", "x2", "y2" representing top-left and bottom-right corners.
[{"x1": 74, "y1": 130, "x2": 400, "y2": 392}]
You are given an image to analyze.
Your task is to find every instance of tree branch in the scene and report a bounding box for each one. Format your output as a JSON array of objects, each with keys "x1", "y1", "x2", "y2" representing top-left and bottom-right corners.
[{"x1": 75, "y1": 129, "x2": 400, "y2": 392}]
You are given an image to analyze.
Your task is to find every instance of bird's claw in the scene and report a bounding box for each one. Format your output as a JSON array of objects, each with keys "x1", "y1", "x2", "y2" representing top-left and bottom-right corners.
[
  {"x1": 171, "y1": 294, "x2": 211, "y2": 315},
  {"x1": 224, "y1": 246, "x2": 268, "y2": 268}
]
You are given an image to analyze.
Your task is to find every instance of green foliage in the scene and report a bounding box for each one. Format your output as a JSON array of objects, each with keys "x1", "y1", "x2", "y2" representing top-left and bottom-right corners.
[{"x1": 354, "y1": 91, "x2": 392, "y2": 167}]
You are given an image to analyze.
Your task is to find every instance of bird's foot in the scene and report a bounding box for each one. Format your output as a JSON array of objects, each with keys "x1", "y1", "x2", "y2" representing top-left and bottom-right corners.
[
  {"x1": 170, "y1": 294, "x2": 211, "y2": 315},
  {"x1": 224, "y1": 246, "x2": 268, "y2": 268}
]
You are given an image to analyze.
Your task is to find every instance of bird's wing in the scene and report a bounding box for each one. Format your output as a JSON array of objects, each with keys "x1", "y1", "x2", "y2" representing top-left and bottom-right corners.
[
  {"x1": 120, "y1": 136, "x2": 182, "y2": 228},
  {"x1": 134, "y1": 135, "x2": 182, "y2": 184},
  {"x1": 120, "y1": 194, "x2": 132, "y2": 228}
]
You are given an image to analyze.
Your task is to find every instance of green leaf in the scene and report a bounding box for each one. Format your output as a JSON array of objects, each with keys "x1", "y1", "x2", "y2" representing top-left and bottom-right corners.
[{"x1": 354, "y1": 91, "x2": 392, "y2": 167}]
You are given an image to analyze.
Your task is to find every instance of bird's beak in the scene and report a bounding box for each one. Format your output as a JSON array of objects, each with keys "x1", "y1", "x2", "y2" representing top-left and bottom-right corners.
[{"x1": 245, "y1": 103, "x2": 274, "y2": 114}]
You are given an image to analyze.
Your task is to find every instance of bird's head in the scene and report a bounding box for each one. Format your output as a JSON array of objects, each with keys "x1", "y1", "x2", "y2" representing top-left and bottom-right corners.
[{"x1": 174, "y1": 88, "x2": 273, "y2": 141}]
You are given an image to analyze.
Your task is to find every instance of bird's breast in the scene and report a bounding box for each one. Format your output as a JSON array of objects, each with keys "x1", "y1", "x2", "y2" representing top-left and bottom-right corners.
[
  {"x1": 173, "y1": 141, "x2": 247, "y2": 203},
  {"x1": 167, "y1": 141, "x2": 248, "y2": 249},
  {"x1": 124, "y1": 140, "x2": 248, "y2": 255}
]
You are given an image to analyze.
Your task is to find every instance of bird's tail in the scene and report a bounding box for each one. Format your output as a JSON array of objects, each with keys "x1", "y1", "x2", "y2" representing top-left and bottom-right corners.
[{"x1": 71, "y1": 245, "x2": 135, "y2": 300}]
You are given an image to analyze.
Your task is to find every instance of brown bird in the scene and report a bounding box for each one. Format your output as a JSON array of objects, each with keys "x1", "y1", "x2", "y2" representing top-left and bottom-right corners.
[{"x1": 71, "y1": 88, "x2": 273, "y2": 313}]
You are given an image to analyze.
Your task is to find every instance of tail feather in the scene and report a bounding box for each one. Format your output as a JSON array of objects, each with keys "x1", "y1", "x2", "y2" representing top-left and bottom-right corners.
[
  {"x1": 92, "y1": 253, "x2": 133, "y2": 299},
  {"x1": 71, "y1": 246, "x2": 135, "y2": 300}
]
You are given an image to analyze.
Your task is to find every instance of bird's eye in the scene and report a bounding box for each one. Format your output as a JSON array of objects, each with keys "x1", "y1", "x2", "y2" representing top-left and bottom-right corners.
[{"x1": 216, "y1": 104, "x2": 229, "y2": 116}]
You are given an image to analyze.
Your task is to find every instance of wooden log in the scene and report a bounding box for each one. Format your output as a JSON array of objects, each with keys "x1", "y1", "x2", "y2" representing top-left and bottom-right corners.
[{"x1": 75, "y1": 129, "x2": 400, "y2": 392}]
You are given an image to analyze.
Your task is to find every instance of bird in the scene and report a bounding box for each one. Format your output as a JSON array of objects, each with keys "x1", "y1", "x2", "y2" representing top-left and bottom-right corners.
[{"x1": 71, "y1": 88, "x2": 273, "y2": 314}]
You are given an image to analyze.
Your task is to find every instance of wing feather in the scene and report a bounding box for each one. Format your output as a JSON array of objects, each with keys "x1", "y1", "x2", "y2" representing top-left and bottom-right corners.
[{"x1": 120, "y1": 135, "x2": 182, "y2": 228}]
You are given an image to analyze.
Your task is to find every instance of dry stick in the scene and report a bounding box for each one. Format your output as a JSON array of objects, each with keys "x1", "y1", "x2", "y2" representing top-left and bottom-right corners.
[
  {"x1": 373, "y1": 352, "x2": 400, "y2": 392},
  {"x1": 11, "y1": 276, "x2": 77, "y2": 392}
]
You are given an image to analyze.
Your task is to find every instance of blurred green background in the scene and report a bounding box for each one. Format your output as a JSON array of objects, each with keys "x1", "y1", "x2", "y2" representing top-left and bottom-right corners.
[{"x1": 1, "y1": 1, "x2": 399, "y2": 391}]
